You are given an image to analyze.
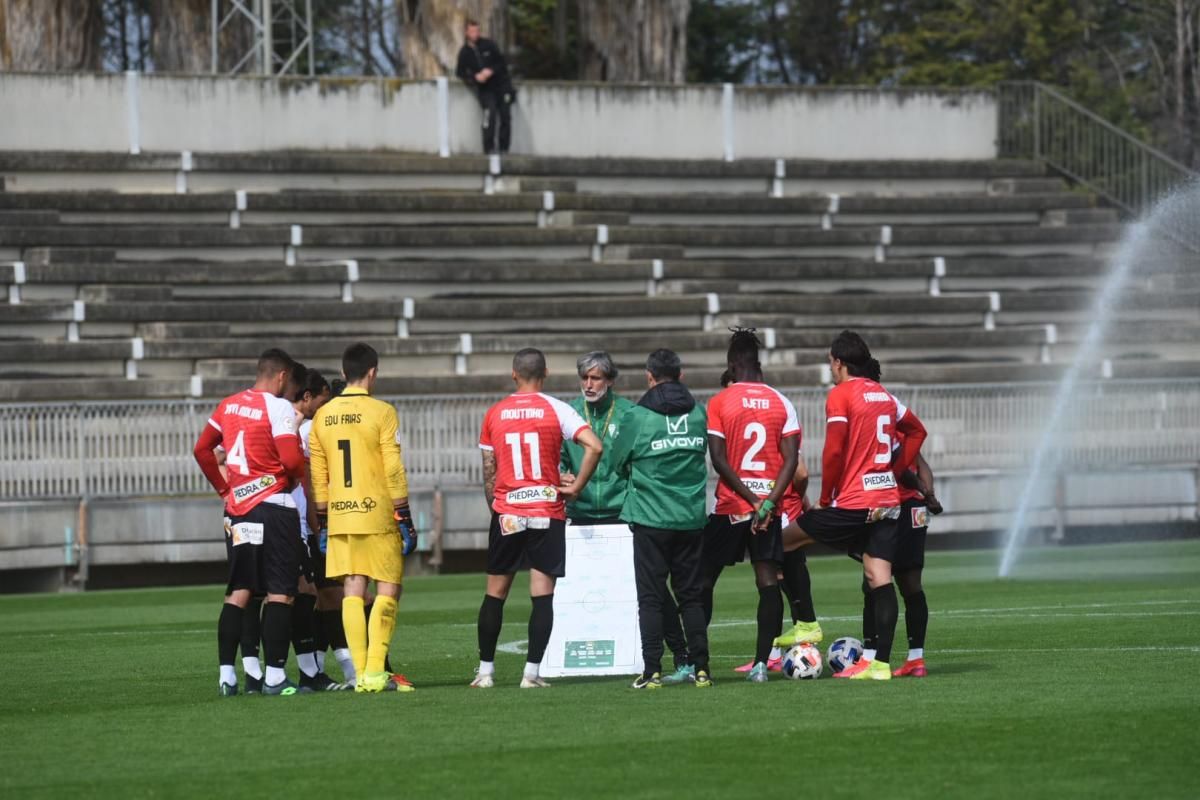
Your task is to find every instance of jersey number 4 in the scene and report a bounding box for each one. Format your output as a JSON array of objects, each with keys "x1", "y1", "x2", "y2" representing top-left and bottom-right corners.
[
  {"x1": 504, "y1": 432, "x2": 542, "y2": 480},
  {"x1": 226, "y1": 431, "x2": 249, "y2": 476}
]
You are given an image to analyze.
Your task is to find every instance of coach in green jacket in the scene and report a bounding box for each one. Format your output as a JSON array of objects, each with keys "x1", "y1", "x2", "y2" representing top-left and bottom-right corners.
[
  {"x1": 560, "y1": 351, "x2": 635, "y2": 524},
  {"x1": 609, "y1": 348, "x2": 711, "y2": 689}
]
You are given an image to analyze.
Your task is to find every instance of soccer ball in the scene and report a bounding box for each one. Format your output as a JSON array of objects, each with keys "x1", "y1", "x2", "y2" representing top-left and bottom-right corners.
[
  {"x1": 781, "y1": 643, "x2": 823, "y2": 680},
  {"x1": 826, "y1": 637, "x2": 864, "y2": 673}
]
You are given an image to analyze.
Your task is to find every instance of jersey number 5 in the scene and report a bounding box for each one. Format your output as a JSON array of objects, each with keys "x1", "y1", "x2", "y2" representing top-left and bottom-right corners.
[
  {"x1": 875, "y1": 415, "x2": 892, "y2": 464},
  {"x1": 504, "y1": 432, "x2": 542, "y2": 480}
]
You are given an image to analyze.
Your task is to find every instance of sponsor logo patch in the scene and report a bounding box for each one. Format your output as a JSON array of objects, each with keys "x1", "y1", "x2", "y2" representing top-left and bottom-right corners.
[
  {"x1": 740, "y1": 477, "x2": 776, "y2": 496},
  {"x1": 862, "y1": 472, "x2": 897, "y2": 491},
  {"x1": 911, "y1": 506, "x2": 929, "y2": 528},
  {"x1": 506, "y1": 486, "x2": 558, "y2": 504},
  {"x1": 230, "y1": 521, "x2": 264, "y2": 546},
  {"x1": 231, "y1": 475, "x2": 277, "y2": 503},
  {"x1": 651, "y1": 435, "x2": 705, "y2": 452},
  {"x1": 330, "y1": 497, "x2": 379, "y2": 514},
  {"x1": 867, "y1": 506, "x2": 901, "y2": 523},
  {"x1": 666, "y1": 415, "x2": 689, "y2": 435}
]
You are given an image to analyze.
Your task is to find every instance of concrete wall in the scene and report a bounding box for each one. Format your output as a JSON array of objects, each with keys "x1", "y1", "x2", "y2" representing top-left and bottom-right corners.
[
  {"x1": 2, "y1": 467, "x2": 1195, "y2": 590},
  {"x1": 0, "y1": 72, "x2": 998, "y2": 160}
]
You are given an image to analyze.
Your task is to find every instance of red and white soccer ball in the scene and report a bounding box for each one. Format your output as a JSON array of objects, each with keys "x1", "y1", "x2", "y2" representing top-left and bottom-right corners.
[{"x1": 782, "y1": 643, "x2": 823, "y2": 680}]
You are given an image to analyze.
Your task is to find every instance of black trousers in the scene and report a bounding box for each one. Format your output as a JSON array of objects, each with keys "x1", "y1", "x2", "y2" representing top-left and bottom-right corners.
[
  {"x1": 478, "y1": 89, "x2": 512, "y2": 154},
  {"x1": 631, "y1": 523, "x2": 709, "y2": 676}
]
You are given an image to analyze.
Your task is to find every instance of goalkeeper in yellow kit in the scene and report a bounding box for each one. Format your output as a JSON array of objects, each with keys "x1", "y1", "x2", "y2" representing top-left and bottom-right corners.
[{"x1": 310, "y1": 343, "x2": 416, "y2": 693}]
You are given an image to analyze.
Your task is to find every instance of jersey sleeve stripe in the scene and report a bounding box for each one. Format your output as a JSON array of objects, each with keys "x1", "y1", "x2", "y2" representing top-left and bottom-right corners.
[
  {"x1": 570, "y1": 423, "x2": 589, "y2": 441},
  {"x1": 478, "y1": 443, "x2": 494, "y2": 451},
  {"x1": 706, "y1": 429, "x2": 726, "y2": 438},
  {"x1": 208, "y1": 418, "x2": 222, "y2": 432},
  {"x1": 827, "y1": 416, "x2": 849, "y2": 423}
]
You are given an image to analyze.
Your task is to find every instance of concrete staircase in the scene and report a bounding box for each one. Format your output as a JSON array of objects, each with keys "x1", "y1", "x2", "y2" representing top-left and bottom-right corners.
[{"x1": 1, "y1": 151, "x2": 1195, "y2": 402}]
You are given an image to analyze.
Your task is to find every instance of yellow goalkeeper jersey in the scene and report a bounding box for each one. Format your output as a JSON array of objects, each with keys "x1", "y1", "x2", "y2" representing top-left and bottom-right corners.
[{"x1": 309, "y1": 387, "x2": 409, "y2": 535}]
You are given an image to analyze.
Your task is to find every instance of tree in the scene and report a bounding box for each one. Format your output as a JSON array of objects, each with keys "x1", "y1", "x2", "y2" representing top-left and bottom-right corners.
[
  {"x1": 577, "y1": 0, "x2": 690, "y2": 82},
  {"x1": 148, "y1": 0, "x2": 209, "y2": 72},
  {"x1": 400, "y1": 0, "x2": 508, "y2": 79},
  {"x1": 0, "y1": 0, "x2": 104, "y2": 70}
]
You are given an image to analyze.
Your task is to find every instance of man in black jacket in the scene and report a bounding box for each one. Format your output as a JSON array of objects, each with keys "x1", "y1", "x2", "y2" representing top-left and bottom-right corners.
[{"x1": 455, "y1": 19, "x2": 515, "y2": 155}]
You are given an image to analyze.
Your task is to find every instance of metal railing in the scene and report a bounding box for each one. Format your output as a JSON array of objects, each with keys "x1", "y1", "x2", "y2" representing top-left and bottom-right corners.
[
  {"x1": 998, "y1": 81, "x2": 1199, "y2": 224},
  {"x1": 2, "y1": 380, "x2": 1199, "y2": 502}
]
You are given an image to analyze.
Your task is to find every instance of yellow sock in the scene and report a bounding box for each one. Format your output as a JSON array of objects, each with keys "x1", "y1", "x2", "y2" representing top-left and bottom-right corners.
[
  {"x1": 342, "y1": 596, "x2": 368, "y2": 680},
  {"x1": 366, "y1": 595, "x2": 398, "y2": 674}
]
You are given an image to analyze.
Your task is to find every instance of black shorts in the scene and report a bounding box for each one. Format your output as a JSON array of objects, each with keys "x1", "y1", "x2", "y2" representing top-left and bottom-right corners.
[
  {"x1": 893, "y1": 499, "x2": 930, "y2": 573},
  {"x1": 702, "y1": 514, "x2": 784, "y2": 568},
  {"x1": 798, "y1": 507, "x2": 899, "y2": 563},
  {"x1": 224, "y1": 501, "x2": 303, "y2": 596},
  {"x1": 487, "y1": 513, "x2": 567, "y2": 578},
  {"x1": 304, "y1": 533, "x2": 342, "y2": 590}
]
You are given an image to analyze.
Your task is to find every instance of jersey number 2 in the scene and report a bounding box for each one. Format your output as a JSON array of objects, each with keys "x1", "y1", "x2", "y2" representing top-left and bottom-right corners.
[
  {"x1": 741, "y1": 422, "x2": 767, "y2": 471},
  {"x1": 504, "y1": 432, "x2": 542, "y2": 480}
]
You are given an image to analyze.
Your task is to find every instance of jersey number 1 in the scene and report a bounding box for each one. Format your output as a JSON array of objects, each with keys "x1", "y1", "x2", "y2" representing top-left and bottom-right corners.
[
  {"x1": 337, "y1": 439, "x2": 353, "y2": 487},
  {"x1": 504, "y1": 432, "x2": 542, "y2": 480}
]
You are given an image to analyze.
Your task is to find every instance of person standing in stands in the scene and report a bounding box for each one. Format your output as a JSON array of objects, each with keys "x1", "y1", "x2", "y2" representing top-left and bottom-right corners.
[{"x1": 455, "y1": 18, "x2": 515, "y2": 155}]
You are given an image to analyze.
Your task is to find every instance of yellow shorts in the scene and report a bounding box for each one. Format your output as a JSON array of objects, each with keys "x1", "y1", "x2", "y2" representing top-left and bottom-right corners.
[{"x1": 326, "y1": 532, "x2": 404, "y2": 585}]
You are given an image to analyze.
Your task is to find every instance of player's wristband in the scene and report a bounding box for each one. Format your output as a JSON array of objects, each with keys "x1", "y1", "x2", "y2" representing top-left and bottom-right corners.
[{"x1": 756, "y1": 499, "x2": 776, "y2": 520}]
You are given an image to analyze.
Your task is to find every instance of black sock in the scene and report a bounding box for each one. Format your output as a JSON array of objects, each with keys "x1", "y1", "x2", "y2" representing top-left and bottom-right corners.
[
  {"x1": 261, "y1": 601, "x2": 292, "y2": 675},
  {"x1": 291, "y1": 594, "x2": 317, "y2": 660},
  {"x1": 527, "y1": 594, "x2": 555, "y2": 664},
  {"x1": 319, "y1": 609, "x2": 347, "y2": 649},
  {"x1": 241, "y1": 596, "x2": 263, "y2": 659},
  {"x1": 903, "y1": 590, "x2": 928, "y2": 651},
  {"x1": 782, "y1": 550, "x2": 816, "y2": 623},
  {"x1": 779, "y1": 580, "x2": 797, "y2": 624},
  {"x1": 861, "y1": 578, "x2": 877, "y2": 652},
  {"x1": 869, "y1": 584, "x2": 899, "y2": 664},
  {"x1": 218, "y1": 603, "x2": 242, "y2": 668},
  {"x1": 755, "y1": 586, "x2": 783, "y2": 665},
  {"x1": 477, "y1": 594, "x2": 505, "y2": 661}
]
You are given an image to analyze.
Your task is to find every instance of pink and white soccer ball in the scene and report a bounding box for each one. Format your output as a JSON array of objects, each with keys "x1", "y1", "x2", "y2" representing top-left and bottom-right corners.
[{"x1": 782, "y1": 643, "x2": 823, "y2": 680}]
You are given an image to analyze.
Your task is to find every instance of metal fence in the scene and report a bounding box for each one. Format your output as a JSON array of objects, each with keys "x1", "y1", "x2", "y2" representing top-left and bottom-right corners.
[
  {"x1": 2, "y1": 380, "x2": 1199, "y2": 501},
  {"x1": 998, "y1": 81, "x2": 1199, "y2": 230}
]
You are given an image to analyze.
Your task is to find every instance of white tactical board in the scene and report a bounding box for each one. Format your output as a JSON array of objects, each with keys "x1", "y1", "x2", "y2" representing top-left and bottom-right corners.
[{"x1": 541, "y1": 523, "x2": 644, "y2": 678}]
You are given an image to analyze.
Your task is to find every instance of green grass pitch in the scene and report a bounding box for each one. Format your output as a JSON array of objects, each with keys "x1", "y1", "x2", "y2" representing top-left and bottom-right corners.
[{"x1": 2, "y1": 539, "x2": 1198, "y2": 799}]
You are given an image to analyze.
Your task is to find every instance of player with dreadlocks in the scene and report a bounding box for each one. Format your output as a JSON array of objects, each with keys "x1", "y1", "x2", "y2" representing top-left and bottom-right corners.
[{"x1": 701, "y1": 328, "x2": 810, "y2": 683}]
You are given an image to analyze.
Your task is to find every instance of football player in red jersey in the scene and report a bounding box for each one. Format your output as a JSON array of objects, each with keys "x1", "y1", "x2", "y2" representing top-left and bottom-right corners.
[
  {"x1": 194, "y1": 348, "x2": 308, "y2": 696},
  {"x1": 702, "y1": 329, "x2": 801, "y2": 683},
  {"x1": 794, "y1": 330, "x2": 926, "y2": 681},
  {"x1": 859, "y1": 361, "x2": 943, "y2": 678},
  {"x1": 471, "y1": 348, "x2": 604, "y2": 688}
]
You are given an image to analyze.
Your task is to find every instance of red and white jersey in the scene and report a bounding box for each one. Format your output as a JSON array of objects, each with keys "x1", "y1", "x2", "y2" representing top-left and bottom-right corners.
[
  {"x1": 206, "y1": 390, "x2": 298, "y2": 516},
  {"x1": 291, "y1": 416, "x2": 313, "y2": 535},
  {"x1": 781, "y1": 486, "x2": 806, "y2": 528},
  {"x1": 825, "y1": 378, "x2": 907, "y2": 509},
  {"x1": 706, "y1": 382, "x2": 801, "y2": 515},
  {"x1": 479, "y1": 392, "x2": 588, "y2": 519},
  {"x1": 892, "y1": 420, "x2": 922, "y2": 504}
]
